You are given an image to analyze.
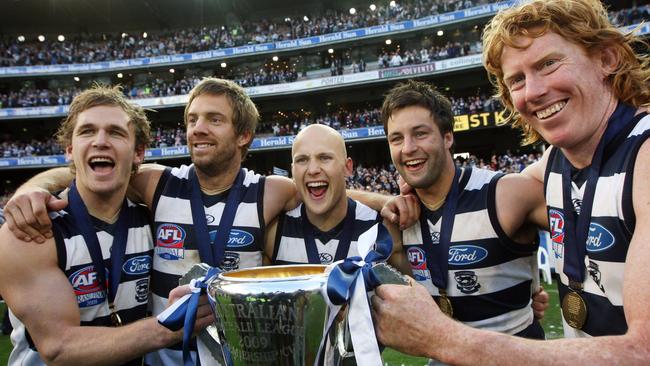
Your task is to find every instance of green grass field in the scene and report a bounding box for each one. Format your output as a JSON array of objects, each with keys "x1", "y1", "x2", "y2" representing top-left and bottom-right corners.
[{"x1": 0, "y1": 280, "x2": 563, "y2": 365}]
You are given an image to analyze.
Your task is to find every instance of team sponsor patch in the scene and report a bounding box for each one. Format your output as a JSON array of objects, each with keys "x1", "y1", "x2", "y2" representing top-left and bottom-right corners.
[
  {"x1": 586, "y1": 223, "x2": 615, "y2": 252},
  {"x1": 221, "y1": 252, "x2": 241, "y2": 271},
  {"x1": 407, "y1": 246, "x2": 431, "y2": 282},
  {"x1": 448, "y1": 245, "x2": 488, "y2": 265},
  {"x1": 156, "y1": 223, "x2": 186, "y2": 260},
  {"x1": 319, "y1": 252, "x2": 334, "y2": 264},
  {"x1": 430, "y1": 231, "x2": 440, "y2": 245},
  {"x1": 68, "y1": 265, "x2": 106, "y2": 307},
  {"x1": 122, "y1": 255, "x2": 152, "y2": 276},
  {"x1": 135, "y1": 278, "x2": 149, "y2": 303},
  {"x1": 549, "y1": 209, "x2": 565, "y2": 259},
  {"x1": 454, "y1": 270, "x2": 481, "y2": 294},
  {"x1": 206, "y1": 214, "x2": 216, "y2": 224},
  {"x1": 208, "y1": 229, "x2": 255, "y2": 248}
]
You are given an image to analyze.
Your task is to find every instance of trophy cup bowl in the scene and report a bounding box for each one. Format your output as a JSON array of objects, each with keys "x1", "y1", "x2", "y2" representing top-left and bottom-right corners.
[{"x1": 207, "y1": 264, "x2": 340, "y2": 365}]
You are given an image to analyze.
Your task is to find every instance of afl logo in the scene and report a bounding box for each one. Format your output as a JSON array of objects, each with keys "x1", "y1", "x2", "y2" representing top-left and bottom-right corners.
[
  {"x1": 448, "y1": 245, "x2": 488, "y2": 265},
  {"x1": 69, "y1": 265, "x2": 106, "y2": 307},
  {"x1": 122, "y1": 255, "x2": 152, "y2": 276},
  {"x1": 407, "y1": 247, "x2": 427, "y2": 269},
  {"x1": 69, "y1": 265, "x2": 102, "y2": 295},
  {"x1": 549, "y1": 209, "x2": 565, "y2": 244},
  {"x1": 156, "y1": 224, "x2": 186, "y2": 247},
  {"x1": 586, "y1": 223, "x2": 615, "y2": 252}
]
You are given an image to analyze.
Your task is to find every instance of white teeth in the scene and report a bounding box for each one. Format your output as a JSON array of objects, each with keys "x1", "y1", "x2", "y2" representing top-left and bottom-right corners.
[
  {"x1": 89, "y1": 157, "x2": 114, "y2": 164},
  {"x1": 307, "y1": 182, "x2": 328, "y2": 188},
  {"x1": 536, "y1": 101, "x2": 566, "y2": 119},
  {"x1": 195, "y1": 143, "x2": 213, "y2": 148},
  {"x1": 405, "y1": 159, "x2": 425, "y2": 166}
]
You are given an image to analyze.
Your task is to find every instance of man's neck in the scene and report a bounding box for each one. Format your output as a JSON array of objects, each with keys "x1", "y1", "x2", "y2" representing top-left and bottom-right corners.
[
  {"x1": 306, "y1": 197, "x2": 348, "y2": 233},
  {"x1": 195, "y1": 163, "x2": 241, "y2": 195},
  {"x1": 76, "y1": 184, "x2": 126, "y2": 224},
  {"x1": 562, "y1": 96, "x2": 618, "y2": 169},
  {"x1": 415, "y1": 158, "x2": 457, "y2": 210}
]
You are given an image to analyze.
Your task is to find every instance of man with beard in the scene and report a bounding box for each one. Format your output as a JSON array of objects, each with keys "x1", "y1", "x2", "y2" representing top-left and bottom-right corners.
[
  {"x1": 0, "y1": 86, "x2": 212, "y2": 366},
  {"x1": 3, "y1": 78, "x2": 301, "y2": 365},
  {"x1": 373, "y1": 0, "x2": 650, "y2": 363},
  {"x1": 373, "y1": 80, "x2": 549, "y2": 358},
  {"x1": 266, "y1": 124, "x2": 410, "y2": 274}
]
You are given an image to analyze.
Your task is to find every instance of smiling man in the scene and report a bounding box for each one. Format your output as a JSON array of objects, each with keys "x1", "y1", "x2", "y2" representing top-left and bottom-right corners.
[
  {"x1": 372, "y1": 0, "x2": 650, "y2": 364},
  {"x1": 0, "y1": 86, "x2": 211, "y2": 366},
  {"x1": 265, "y1": 124, "x2": 409, "y2": 272}
]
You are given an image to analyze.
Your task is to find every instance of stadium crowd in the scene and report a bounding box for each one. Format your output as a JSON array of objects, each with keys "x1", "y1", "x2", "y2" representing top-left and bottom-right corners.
[
  {"x1": 0, "y1": 0, "x2": 494, "y2": 67},
  {"x1": 0, "y1": 93, "x2": 501, "y2": 158}
]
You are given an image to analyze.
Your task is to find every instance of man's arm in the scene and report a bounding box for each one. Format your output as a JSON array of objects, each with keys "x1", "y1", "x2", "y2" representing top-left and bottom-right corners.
[
  {"x1": 373, "y1": 141, "x2": 650, "y2": 365},
  {"x1": 383, "y1": 220, "x2": 412, "y2": 277},
  {"x1": 263, "y1": 175, "x2": 299, "y2": 225},
  {"x1": 495, "y1": 173, "x2": 549, "y2": 240},
  {"x1": 348, "y1": 190, "x2": 420, "y2": 230},
  {"x1": 5, "y1": 163, "x2": 166, "y2": 243},
  {"x1": 0, "y1": 226, "x2": 212, "y2": 366},
  {"x1": 263, "y1": 216, "x2": 279, "y2": 265}
]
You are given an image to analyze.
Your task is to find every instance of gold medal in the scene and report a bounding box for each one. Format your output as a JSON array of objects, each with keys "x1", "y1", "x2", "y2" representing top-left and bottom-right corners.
[
  {"x1": 561, "y1": 290, "x2": 587, "y2": 329},
  {"x1": 109, "y1": 303, "x2": 123, "y2": 327},
  {"x1": 437, "y1": 289, "x2": 454, "y2": 318}
]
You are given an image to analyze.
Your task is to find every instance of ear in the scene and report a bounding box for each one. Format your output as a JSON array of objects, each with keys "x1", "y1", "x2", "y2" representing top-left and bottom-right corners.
[
  {"x1": 443, "y1": 131, "x2": 454, "y2": 151},
  {"x1": 65, "y1": 144, "x2": 73, "y2": 161},
  {"x1": 134, "y1": 145, "x2": 146, "y2": 165},
  {"x1": 344, "y1": 157, "x2": 353, "y2": 177},
  {"x1": 237, "y1": 130, "x2": 253, "y2": 148},
  {"x1": 598, "y1": 45, "x2": 619, "y2": 77}
]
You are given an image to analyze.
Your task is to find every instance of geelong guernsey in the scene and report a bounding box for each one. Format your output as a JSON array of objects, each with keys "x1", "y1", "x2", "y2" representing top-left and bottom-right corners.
[
  {"x1": 272, "y1": 198, "x2": 385, "y2": 264},
  {"x1": 403, "y1": 167, "x2": 540, "y2": 336},
  {"x1": 9, "y1": 197, "x2": 153, "y2": 366},
  {"x1": 146, "y1": 164, "x2": 265, "y2": 365},
  {"x1": 544, "y1": 113, "x2": 650, "y2": 337}
]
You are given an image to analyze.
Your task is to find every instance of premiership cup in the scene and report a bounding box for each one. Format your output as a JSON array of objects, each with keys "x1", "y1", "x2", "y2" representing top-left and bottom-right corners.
[{"x1": 206, "y1": 264, "x2": 352, "y2": 366}]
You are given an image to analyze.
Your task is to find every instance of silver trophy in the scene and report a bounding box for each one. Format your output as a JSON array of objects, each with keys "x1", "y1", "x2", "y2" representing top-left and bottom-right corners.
[{"x1": 183, "y1": 263, "x2": 408, "y2": 365}]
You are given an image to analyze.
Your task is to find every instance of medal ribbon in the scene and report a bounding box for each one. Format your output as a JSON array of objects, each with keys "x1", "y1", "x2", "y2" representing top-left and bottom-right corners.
[
  {"x1": 419, "y1": 167, "x2": 461, "y2": 292},
  {"x1": 157, "y1": 266, "x2": 224, "y2": 366},
  {"x1": 561, "y1": 103, "x2": 636, "y2": 284},
  {"x1": 68, "y1": 180, "x2": 130, "y2": 313},
  {"x1": 302, "y1": 198, "x2": 357, "y2": 264},
  {"x1": 189, "y1": 166, "x2": 245, "y2": 267},
  {"x1": 315, "y1": 220, "x2": 393, "y2": 365}
]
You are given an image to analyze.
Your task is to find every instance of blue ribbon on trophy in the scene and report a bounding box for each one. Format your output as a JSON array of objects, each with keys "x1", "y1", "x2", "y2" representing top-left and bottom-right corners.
[
  {"x1": 316, "y1": 221, "x2": 393, "y2": 366},
  {"x1": 157, "y1": 266, "x2": 223, "y2": 366}
]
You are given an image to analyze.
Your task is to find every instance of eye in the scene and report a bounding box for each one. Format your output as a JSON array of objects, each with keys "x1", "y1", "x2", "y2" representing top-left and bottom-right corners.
[
  {"x1": 508, "y1": 75, "x2": 525, "y2": 91},
  {"x1": 388, "y1": 135, "x2": 403, "y2": 145}
]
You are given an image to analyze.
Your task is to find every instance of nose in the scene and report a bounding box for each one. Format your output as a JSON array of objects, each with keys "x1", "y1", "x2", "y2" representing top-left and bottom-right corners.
[
  {"x1": 402, "y1": 135, "x2": 417, "y2": 155},
  {"x1": 191, "y1": 118, "x2": 209, "y2": 135},
  {"x1": 307, "y1": 158, "x2": 321, "y2": 175},
  {"x1": 524, "y1": 74, "x2": 547, "y2": 104},
  {"x1": 92, "y1": 129, "x2": 109, "y2": 148}
]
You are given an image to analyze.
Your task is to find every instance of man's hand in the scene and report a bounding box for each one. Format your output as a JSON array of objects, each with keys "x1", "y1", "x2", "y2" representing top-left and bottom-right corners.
[
  {"x1": 372, "y1": 278, "x2": 452, "y2": 358},
  {"x1": 532, "y1": 286, "x2": 549, "y2": 321},
  {"x1": 167, "y1": 285, "x2": 214, "y2": 335},
  {"x1": 4, "y1": 188, "x2": 67, "y2": 243},
  {"x1": 380, "y1": 194, "x2": 420, "y2": 230}
]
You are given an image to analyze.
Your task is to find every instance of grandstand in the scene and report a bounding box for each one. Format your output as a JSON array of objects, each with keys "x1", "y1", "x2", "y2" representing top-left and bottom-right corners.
[{"x1": 0, "y1": 0, "x2": 647, "y2": 199}]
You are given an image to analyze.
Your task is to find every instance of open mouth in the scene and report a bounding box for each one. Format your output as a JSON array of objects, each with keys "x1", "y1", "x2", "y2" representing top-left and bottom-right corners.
[
  {"x1": 404, "y1": 158, "x2": 426, "y2": 171},
  {"x1": 193, "y1": 143, "x2": 215, "y2": 149},
  {"x1": 536, "y1": 100, "x2": 567, "y2": 120},
  {"x1": 306, "y1": 181, "x2": 328, "y2": 199},
  {"x1": 88, "y1": 156, "x2": 115, "y2": 173}
]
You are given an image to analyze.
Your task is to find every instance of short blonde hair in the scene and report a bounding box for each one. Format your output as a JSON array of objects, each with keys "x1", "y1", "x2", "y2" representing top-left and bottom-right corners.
[{"x1": 482, "y1": 0, "x2": 650, "y2": 144}]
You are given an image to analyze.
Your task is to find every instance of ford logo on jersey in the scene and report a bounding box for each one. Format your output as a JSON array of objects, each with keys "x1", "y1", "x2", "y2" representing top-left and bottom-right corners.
[
  {"x1": 123, "y1": 255, "x2": 152, "y2": 276},
  {"x1": 448, "y1": 245, "x2": 488, "y2": 265},
  {"x1": 68, "y1": 265, "x2": 106, "y2": 307},
  {"x1": 586, "y1": 223, "x2": 615, "y2": 252},
  {"x1": 208, "y1": 229, "x2": 254, "y2": 248}
]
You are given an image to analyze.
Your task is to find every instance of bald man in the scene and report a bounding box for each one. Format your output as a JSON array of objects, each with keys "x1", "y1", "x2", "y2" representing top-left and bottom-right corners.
[{"x1": 264, "y1": 124, "x2": 409, "y2": 272}]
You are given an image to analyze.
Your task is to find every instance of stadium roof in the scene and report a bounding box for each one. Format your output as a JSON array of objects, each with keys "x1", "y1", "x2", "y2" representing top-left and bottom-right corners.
[{"x1": 1, "y1": 0, "x2": 361, "y2": 35}]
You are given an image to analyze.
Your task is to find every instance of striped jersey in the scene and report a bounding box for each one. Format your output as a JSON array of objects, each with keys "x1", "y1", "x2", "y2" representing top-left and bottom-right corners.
[
  {"x1": 146, "y1": 165, "x2": 265, "y2": 366},
  {"x1": 9, "y1": 196, "x2": 153, "y2": 366},
  {"x1": 544, "y1": 112, "x2": 650, "y2": 337},
  {"x1": 402, "y1": 167, "x2": 540, "y2": 335},
  {"x1": 272, "y1": 198, "x2": 385, "y2": 264}
]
